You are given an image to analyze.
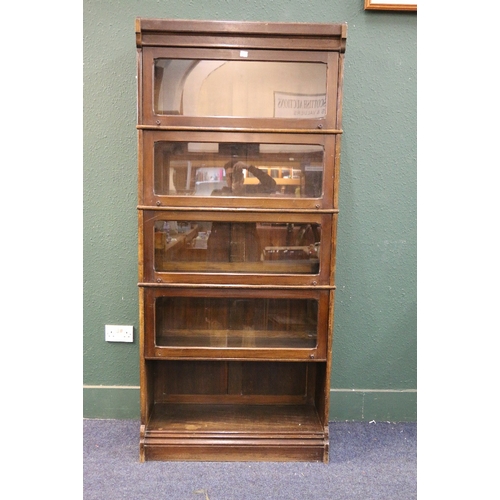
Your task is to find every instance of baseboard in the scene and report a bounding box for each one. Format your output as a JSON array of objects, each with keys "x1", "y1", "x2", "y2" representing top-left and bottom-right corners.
[
  {"x1": 83, "y1": 386, "x2": 416, "y2": 421},
  {"x1": 329, "y1": 389, "x2": 417, "y2": 422},
  {"x1": 83, "y1": 386, "x2": 140, "y2": 419}
]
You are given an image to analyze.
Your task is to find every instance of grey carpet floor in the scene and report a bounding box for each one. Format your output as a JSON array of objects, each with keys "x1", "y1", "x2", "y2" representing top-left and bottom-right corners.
[{"x1": 83, "y1": 419, "x2": 416, "y2": 500}]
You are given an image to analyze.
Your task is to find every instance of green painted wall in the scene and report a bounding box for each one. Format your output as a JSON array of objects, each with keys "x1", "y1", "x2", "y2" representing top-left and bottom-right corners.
[{"x1": 83, "y1": 0, "x2": 416, "y2": 421}]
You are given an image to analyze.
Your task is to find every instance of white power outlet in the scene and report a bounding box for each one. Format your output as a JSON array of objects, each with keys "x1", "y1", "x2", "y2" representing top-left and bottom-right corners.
[{"x1": 105, "y1": 325, "x2": 133, "y2": 343}]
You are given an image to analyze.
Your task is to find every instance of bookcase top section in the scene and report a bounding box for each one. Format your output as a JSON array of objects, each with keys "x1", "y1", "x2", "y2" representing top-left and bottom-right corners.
[{"x1": 135, "y1": 18, "x2": 347, "y2": 52}]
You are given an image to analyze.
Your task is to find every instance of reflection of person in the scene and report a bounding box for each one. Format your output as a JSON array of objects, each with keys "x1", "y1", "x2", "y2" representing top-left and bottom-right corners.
[
  {"x1": 208, "y1": 161, "x2": 276, "y2": 262},
  {"x1": 212, "y1": 161, "x2": 277, "y2": 196}
]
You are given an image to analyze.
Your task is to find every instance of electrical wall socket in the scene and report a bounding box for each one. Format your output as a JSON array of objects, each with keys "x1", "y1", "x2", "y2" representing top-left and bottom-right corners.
[{"x1": 105, "y1": 325, "x2": 133, "y2": 343}]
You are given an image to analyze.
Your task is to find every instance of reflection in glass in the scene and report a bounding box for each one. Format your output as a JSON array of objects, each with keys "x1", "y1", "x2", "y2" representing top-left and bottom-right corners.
[
  {"x1": 154, "y1": 219, "x2": 321, "y2": 275},
  {"x1": 154, "y1": 59, "x2": 328, "y2": 118},
  {"x1": 155, "y1": 296, "x2": 318, "y2": 349},
  {"x1": 154, "y1": 142, "x2": 324, "y2": 198}
]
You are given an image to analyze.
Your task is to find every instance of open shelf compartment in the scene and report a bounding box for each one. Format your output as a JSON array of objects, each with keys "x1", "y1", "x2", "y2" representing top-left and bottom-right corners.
[{"x1": 140, "y1": 359, "x2": 330, "y2": 462}]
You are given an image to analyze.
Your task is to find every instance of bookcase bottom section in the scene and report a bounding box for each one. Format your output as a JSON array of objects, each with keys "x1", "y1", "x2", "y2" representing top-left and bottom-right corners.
[{"x1": 140, "y1": 403, "x2": 329, "y2": 462}]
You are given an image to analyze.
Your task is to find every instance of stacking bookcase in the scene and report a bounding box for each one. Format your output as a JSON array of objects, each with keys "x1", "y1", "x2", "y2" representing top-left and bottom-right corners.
[{"x1": 135, "y1": 18, "x2": 347, "y2": 462}]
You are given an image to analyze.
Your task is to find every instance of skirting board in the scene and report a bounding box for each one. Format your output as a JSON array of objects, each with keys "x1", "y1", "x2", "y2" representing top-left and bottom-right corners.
[
  {"x1": 329, "y1": 389, "x2": 417, "y2": 422},
  {"x1": 83, "y1": 386, "x2": 416, "y2": 422},
  {"x1": 84, "y1": 386, "x2": 140, "y2": 419}
]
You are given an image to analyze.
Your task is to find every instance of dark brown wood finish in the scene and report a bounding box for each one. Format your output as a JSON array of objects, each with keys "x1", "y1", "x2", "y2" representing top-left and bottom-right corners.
[
  {"x1": 138, "y1": 46, "x2": 341, "y2": 131},
  {"x1": 137, "y1": 18, "x2": 346, "y2": 462},
  {"x1": 139, "y1": 130, "x2": 338, "y2": 210},
  {"x1": 140, "y1": 209, "x2": 333, "y2": 286},
  {"x1": 142, "y1": 287, "x2": 330, "y2": 360}
]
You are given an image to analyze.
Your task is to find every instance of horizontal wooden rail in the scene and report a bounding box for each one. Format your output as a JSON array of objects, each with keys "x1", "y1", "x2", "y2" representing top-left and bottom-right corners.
[
  {"x1": 138, "y1": 282, "x2": 336, "y2": 289},
  {"x1": 136, "y1": 125, "x2": 343, "y2": 135},
  {"x1": 137, "y1": 205, "x2": 339, "y2": 213}
]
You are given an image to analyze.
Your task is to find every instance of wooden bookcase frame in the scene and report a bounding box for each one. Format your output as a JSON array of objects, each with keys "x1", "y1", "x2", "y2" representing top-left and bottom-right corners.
[{"x1": 136, "y1": 18, "x2": 346, "y2": 462}]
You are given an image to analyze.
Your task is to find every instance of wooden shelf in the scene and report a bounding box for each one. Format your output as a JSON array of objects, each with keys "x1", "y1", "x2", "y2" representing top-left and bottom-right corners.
[
  {"x1": 149, "y1": 402, "x2": 323, "y2": 433},
  {"x1": 155, "y1": 260, "x2": 319, "y2": 275},
  {"x1": 156, "y1": 329, "x2": 317, "y2": 348},
  {"x1": 140, "y1": 402, "x2": 328, "y2": 462}
]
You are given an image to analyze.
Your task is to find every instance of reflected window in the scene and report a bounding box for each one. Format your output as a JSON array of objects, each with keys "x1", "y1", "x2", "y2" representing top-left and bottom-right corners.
[{"x1": 154, "y1": 59, "x2": 327, "y2": 118}]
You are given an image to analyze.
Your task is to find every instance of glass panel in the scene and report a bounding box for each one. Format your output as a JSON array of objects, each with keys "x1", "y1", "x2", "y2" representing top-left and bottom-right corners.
[
  {"x1": 155, "y1": 296, "x2": 318, "y2": 349},
  {"x1": 154, "y1": 141, "x2": 324, "y2": 198},
  {"x1": 154, "y1": 59, "x2": 327, "y2": 118},
  {"x1": 154, "y1": 219, "x2": 321, "y2": 274}
]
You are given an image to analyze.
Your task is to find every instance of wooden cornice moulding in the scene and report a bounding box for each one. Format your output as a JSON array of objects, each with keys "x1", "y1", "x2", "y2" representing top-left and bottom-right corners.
[{"x1": 135, "y1": 18, "x2": 347, "y2": 52}]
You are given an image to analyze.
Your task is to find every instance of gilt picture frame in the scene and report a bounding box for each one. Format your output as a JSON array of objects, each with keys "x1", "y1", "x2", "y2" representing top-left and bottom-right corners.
[{"x1": 364, "y1": 0, "x2": 417, "y2": 11}]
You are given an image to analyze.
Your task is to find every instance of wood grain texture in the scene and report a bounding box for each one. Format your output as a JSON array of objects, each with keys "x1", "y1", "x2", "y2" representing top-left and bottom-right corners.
[{"x1": 137, "y1": 18, "x2": 345, "y2": 462}]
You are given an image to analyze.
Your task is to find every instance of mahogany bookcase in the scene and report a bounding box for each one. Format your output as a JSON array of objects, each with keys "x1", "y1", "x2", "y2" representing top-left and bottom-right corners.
[{"x1": 136, "y1": 18, "x2": 347, "y2": 462}]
